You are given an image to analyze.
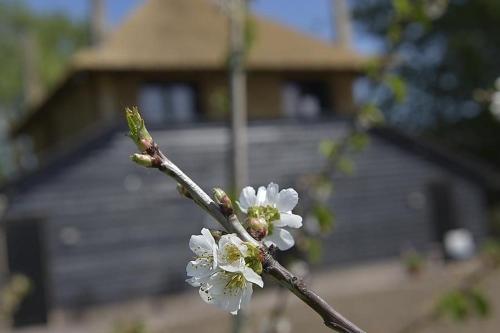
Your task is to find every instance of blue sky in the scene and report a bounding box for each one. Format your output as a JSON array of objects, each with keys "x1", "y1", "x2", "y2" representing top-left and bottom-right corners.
[{"x1": 25, "y1": 0, "x2": 379, "y2": 54}]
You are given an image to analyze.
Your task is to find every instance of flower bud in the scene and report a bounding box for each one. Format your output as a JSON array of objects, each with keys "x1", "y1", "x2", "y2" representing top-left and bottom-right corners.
[
  {"x1": 213, "y1": 188, "x2": 234, "y2": 216},
  {"x1": 177, "y1": 183, "x2": 193, "y2": 199},
  {"x1": 246, "y1": 217, "x2": 268, "y2": 240},
  {"x1": 125, "y1": 106, "x2": 153, "y2": 152},
  {"x1": 131, "y1": 153, "x2": 154, "y2": 167}
]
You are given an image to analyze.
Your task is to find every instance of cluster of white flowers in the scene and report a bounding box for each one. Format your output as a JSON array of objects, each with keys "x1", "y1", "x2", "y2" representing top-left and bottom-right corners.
[
  {"x1": 186, "y1": 228, "x2": 263, "y2": 314},
  {"x1": 239, "y1": 182, "x2": 303, "y2": 251},
  {"x1": 187, "y1": 183, "x2": 302, "y2": 314}
]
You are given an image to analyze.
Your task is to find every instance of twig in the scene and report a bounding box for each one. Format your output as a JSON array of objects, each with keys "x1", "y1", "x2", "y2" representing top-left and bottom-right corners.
[
  {"x1": 262, "y1": 252, "x2": 363, "y2": 332},
  {"x1": 126, "y1": 108, "x2": 366, "y2": 333}
]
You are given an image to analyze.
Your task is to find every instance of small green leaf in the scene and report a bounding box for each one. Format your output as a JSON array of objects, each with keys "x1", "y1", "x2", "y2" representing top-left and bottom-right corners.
[
  {"x1": 392, "y1": 0, "x2": 412, "y2": 19},
  {"x1": 385, "y1": 74, "x2": 407, "y2": 103},
  {"x1": 438, "y1": 291, "x2": 469, "y2": 321},
  {"x1": 307, "y1": 238, "x2": 323, "y2": 264},
  {"x1": 364, "y1": 58, "x2": 383, "y2": 79},
  {"x1": 125, "y1": 107, "x2": 153, "y2": 151},
  {"x1": 348, "y1": 133, "x2": 370, "y2": 152},
  {"x1": 469, "y1": 289, "x2": 490, "y2": 318},
  {"x1": 388, "y1": 24, "x2": 402, "y2": 43},
  {"x1": 313, "y1": 205, "x2": 335, "y2": 233},
  {"x1": 319, "y1": 140, "x2": 340, "y2": 158},
  {"x1": 337, "y1": 157, "x2": 355, "y2": 175},
  {"x1": 359, "y1": 104, "x2": 385, "y2": 127}
]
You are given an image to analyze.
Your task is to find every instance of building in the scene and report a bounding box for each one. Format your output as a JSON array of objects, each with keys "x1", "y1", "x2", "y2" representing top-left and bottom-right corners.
[
  {"x1": 11, "y1": 0, "x2": 365, "y2": 160},
  {"x1": 0, "y1": 0, "x2": 497, "y2": 327}
]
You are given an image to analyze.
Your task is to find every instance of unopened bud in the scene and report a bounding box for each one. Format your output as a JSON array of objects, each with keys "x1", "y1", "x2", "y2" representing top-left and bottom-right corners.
[
  {"x1": 246, "y1": 217, "x2": 268, "y2": 240},
  {"x1": 131, "y1": 153, "x2": 154, "y2": 167},
  {"x1": 177, "y1": 183, "x2": 193, "y2": 199},
  {"x1": 213, "y1": 188, "x2": 233, "y2": 216},
  {"x1": 125, "y1": 107, "x2": 153, "y2": 152}
]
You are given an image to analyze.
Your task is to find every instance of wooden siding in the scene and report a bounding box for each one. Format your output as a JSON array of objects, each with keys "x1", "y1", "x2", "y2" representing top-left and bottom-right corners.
[{"x1": 4, "y1": 122, "x2": 488, "y2": 308}]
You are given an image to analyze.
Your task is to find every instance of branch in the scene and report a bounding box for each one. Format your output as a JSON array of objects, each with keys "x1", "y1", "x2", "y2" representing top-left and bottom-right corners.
[
  {"x1": 262, "y1": 253, "x2": 364, "y2": 332},
  {"x1": 126, "y1": 107, "x2": 366, "y2": 333}
]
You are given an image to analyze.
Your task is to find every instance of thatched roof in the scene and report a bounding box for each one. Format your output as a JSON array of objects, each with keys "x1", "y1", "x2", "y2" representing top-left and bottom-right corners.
[{"x1": 72, "y1": 0, "x2": 366, "y2": 71}]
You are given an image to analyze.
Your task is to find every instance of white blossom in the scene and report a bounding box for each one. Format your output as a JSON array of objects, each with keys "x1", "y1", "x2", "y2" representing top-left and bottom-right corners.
[
  {"x1": 186, "y1": 230, "x2": 264, "y2": 314},
  {"x1": 238, "y1": 183, "x2": 303, "y2": 250},
  {"x1": 186, "y1": 228, "x2": 218, "y2": 287},
  {"x1": 217, "y1": 233, "x2": 248, "y2": 272},
  {"x1": 200, "y1": 267, "x2": 263, "y2": 315}
]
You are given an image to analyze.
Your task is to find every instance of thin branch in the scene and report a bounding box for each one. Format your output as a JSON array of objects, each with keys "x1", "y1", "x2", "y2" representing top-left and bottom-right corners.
[
  {"x1": 126, "y1": 108, "x2": 366, "y2": 333},
  {"x1": 262, "y1": 252, "x2": 364, "y2": 333}
]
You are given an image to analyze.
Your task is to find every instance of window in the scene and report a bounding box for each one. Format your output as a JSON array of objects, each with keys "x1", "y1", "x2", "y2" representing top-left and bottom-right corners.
[
  {"x1": 282, "y1": 81, "x2": 330, "y2": 119},
  {"x1": 139, "y1": 83, "x2": 198, "y2": 125}
]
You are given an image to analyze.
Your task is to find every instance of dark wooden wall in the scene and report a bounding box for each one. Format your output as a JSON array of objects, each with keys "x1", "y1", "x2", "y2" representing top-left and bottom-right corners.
[{"x1": 4, "y1": 122, "x2": 488, "y2": 308}]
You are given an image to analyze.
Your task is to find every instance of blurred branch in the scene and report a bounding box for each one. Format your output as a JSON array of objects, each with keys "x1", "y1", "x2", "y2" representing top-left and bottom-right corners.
[{"x1": 126, "y1": 107, "x2": 366, "y2": 333}]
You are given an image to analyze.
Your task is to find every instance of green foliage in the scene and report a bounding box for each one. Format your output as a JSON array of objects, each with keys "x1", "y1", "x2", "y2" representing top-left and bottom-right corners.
[
  {"x1": 364, "y1": 57, "x2": 384, "y2": 79},
  {"x1": 437, "y1": 289, "x2": 491, "y2": 321},
  {"x1": 126, "y1": 107, "x2": 153, "y2": 151},
  {"x1": 306, "y1": 238, "x2": 323, "y2": 264},
  {"x1": 437, "y1": 291, "x2": 469, "y2": 321},
  {"x1": 314, "y1": 177, "x2": 334, "y2": 199},
  {"x1": 319, "y1": 139, "x2": 340, "y2": 158},
  {"x1": 0, "y1": 275, "x2": 31, "y2": 325},
  {"x1": 359, "y1": 104, "x2": 385, "y2": 128},
  {"x1": 402, "y1": 250, "x2": 425, "y2": 275},
  {"x1": 348, "y1": 133, "x2": 370, "y2": 152},
  {"x1": 337, "y1": 157, "x2": 355, "y2": 175},
  {"x1": 392, "y1": 0, "x2": 430, "y2": 25},
  {"x1": 481, "y1": 239, "x2": 500, "y2": 267},
  {"x1": 0, "y1": 0, "x2": 89, "y2": 108},
  {"x1": 392, "y1": 0, "x2": 413, "y2": 20},
  {"x1": 468, "y1": 289, "x2": 490, "y2": 317},
  {"x1": 313, "y1": 205, "x2": 335, "y2": 233},
  {"x1": 385, "y1": 74, "x2": 407, "y2": 103},
  {"x1": 209, "y1": 87, "x2": 230, "y2": 116},
  {"x1": 244, "y1": 16, "x2": 258, "y2": 55},
  {"x1": 354, "y1": 0, "x2": 500, "y2": 168}
]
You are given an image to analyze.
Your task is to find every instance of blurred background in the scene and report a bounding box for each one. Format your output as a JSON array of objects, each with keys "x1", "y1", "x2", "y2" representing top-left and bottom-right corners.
[{"x1": 0, "y1": 0, "x2": 500, "y2": 332}]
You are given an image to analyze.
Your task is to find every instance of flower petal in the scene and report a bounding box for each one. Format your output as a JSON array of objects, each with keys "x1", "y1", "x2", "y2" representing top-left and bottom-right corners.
[
  {"x1": 186, "y1": 277, "x2": 201, "y2": 287},
  {"x1": 199, "y1": 282, "x2": 214, "y2": 303},
  {"x1": 187, "y1": 259, "x2": 208, "y2": 277},
  {"x1": 189, "y1": 228, "x2": 217, "y2": 257},
  {"x1": 266, "y1": 182, "x2": 279, "y2": 206},
  {"x1": 201, "y1": 228, "x2": 217, "y2": 248},
  {"x1": 278, "y1": 213, "x2": 303, "y2": 228},
  {"x1": 218, "y1": 234, "x2": 248, "y2": 272},
  {"x1": 220, "y1": 234, "x2": 248, "y2": 255},
  {"x1": 256, "y1": 186, "x2": 267, "y2": 206},
  {"x1": 238, "y1": 283, "x2": 253, "y2": 312},
  {"x1": 264, "y1": 228, "x2": 295, "y2": 251},
  {"x1": 277, "y1": 188, "x2": 299, "y2": 212},
  {"x1": 242, "y1": 267, "x2": 264, "y2": 288},
  {"x1": 203, "y1": 273, "x2": 244, "y2": 314},
  {"x1": 238, "y1": 187, "x2": 256, "y2": 212}
]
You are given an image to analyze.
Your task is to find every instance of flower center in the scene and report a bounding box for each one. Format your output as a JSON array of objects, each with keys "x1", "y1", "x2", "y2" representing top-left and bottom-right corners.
[
  {"x1": 224, "y1": 244, "x2": 242, "y2": 263},
  {"x1": 247, "y1": 205, "x2": 280, "y2": 235},
  {"x1": 225, "y1": 272, "x2": 246, "y2": 291}
]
